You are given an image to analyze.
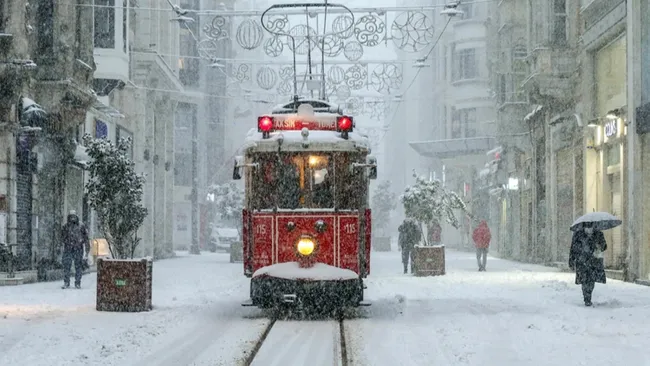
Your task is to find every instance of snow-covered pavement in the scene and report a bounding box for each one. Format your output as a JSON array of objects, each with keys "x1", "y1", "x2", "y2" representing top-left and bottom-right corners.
[{"x1": 2, "y1": 249, "x2": 650, "y2": 366}]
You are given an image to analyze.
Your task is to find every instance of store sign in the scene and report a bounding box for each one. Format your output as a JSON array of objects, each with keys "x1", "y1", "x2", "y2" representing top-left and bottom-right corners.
[{"x1": 605, "y1": 120, "x2": 617, "y2": 137}]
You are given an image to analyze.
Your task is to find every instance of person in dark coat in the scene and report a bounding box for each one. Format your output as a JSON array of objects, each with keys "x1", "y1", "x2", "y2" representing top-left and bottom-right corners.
[
  {"x1": 61, "y1": 211, "x2": 90, "y2": 289},
  {"x1": 398, "y1": 219, "x2": 421, "y2": 274},
  {"x1": 568, "y1": 225, "x2": 607, "y2": 306}
]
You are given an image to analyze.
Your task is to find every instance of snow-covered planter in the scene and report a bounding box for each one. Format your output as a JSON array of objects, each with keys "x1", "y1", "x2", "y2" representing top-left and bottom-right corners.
[
  {"x1": 412, "y1": 245, "x2": 446, "y2": 276},
  {"x1": 371, "y1": 180, "x2": 396, "y2": 251},
  {"x1": 96, "y1": 258, "x2": 153, "y2": 312},
  {"x1": 401, "y1": 172, "x2": 469, "y2": 275},
  {"x1": 83, "y1": 135, "x2": 151, "y2": 312}
]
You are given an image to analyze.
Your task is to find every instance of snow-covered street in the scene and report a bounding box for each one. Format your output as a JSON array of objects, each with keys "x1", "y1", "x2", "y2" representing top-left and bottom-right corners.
[{"x1": 2, "y1": 248, "x2": 650, "y2": 366}]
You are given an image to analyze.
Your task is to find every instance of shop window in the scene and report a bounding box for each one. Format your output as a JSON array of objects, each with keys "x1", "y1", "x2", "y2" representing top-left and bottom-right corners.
[
  {"x1": 552, "y1": 0, "x2": 567, "y2": 46},
  {"x1": 606, "y1": 144, "x2": 620, "y2": 166},
  {"x1": 94, "y1": 0, "x2": 115, "y2": 49}
]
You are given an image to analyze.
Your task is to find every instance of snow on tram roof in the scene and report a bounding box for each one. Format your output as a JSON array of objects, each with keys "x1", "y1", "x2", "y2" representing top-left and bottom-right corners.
[{"x1": 242, "y1": 128, "x2": 371, "y2": 152}]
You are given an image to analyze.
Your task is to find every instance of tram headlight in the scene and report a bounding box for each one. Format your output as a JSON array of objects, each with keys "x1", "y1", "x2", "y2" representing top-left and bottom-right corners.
[{"x1": 297, "y1": 236, "x2": 315, "y2": 256}]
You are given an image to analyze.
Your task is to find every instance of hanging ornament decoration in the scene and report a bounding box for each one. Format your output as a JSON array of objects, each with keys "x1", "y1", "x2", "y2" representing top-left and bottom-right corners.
[
  {"x1": 287, "y1": 24, "x2": 318, "y2": 55},
  {"x1": 236, "y1": 19, "x2": 264, "y2": 50},
  {"x1": 277, "y1": 79, "x2": 293, "y2": 95},
  {"x1": 332, "y1": 15, "x2": 355, "y2": 39},
  {"x1": 343, "y1": 41, "x2": 364, "y2": 62},
  {"x1": 264, "y1": 36, "x2": 284, "y2": 57},
  {"x1": 316, "y1": 34, "x2": 344, "y2": 57},
  {"x1": 345, "y1": 97, "x2": 364, "y2": 115},
  {"x1": 204, "y1": 16, "x2": 229, "y2": 40},
  {"x1": 370, "y1": 63, "x2": 403, "y2": 94},
  {"x1": 327, "y1": 66, "x2": 346, "y2": 85},
  {"x1": 256, "y1": 66, "x2": 278, "y2": 90},
  {"x1": 279, "y1": 66, "x2": 294, "y2": 80},
  {"x1": 344, "y1": 64, "x2": 368, "y2": 90},
  {"x1": 353, "y1": 14, "x2": 385, "y2": 47},
  {"x1": 335, "y1": 84, "x2": 351, "y2": 101},
  {"x1": 264, "y1": 14, "x2": 290, "y2": 33},
  {"x1": 231, "y1": 64, "x2": 252, "y2": 83},
  {"x1": 391, "y1": 11, "x2": 435, "y2": 52}
]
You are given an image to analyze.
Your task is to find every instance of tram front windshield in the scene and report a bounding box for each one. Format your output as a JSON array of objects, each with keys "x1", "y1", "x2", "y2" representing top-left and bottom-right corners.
[{"x1": 251, "y1": 152, "x2": 364, "y2": 210}]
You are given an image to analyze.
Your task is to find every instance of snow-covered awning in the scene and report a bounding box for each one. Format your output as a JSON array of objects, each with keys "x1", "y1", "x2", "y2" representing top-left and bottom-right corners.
[
  {"x1": 91, "y1": 99, "x2": 124, "y2": 119},
  {"x1": 409, "y1": 137, "x2": 497, "y2": 159}
]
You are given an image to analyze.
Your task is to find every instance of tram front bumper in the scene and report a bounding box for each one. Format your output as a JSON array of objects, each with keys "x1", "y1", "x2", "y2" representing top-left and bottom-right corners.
[{"x1": 250, "y1": 276, "x2": 363, "y2": 308}]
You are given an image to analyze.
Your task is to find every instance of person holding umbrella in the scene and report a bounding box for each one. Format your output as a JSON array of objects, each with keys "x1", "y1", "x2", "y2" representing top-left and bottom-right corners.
[{"x1": 568, "y1": 212, "x2": 621, "y2": 306}]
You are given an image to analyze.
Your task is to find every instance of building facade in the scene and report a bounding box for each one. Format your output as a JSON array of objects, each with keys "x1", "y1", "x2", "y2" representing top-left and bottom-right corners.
[
  {"x1": 0, "y1": 0, "x2": 96, "y2": 271},
  {"x1": 407, "y1": 0, "x2": 497, "y2": 249},
  {"x1": 483, "y1": 0, "x2": 650, "y2": 284}
]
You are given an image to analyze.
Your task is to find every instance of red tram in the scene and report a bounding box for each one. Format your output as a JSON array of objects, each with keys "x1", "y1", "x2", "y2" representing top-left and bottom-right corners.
[{"x1": 234, "y1": 99, "x2": 376, "y2": 309}]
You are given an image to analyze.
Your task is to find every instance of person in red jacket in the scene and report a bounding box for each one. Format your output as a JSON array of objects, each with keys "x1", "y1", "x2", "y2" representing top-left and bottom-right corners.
[{"x1": 472, "y1": 220, "x2": 491, "y2": 271}]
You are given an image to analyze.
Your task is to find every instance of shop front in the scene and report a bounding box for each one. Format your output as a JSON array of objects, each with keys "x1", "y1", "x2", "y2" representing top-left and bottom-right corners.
[{"x1": 585, "y1": 33, "x2": 627, "y2": 272}]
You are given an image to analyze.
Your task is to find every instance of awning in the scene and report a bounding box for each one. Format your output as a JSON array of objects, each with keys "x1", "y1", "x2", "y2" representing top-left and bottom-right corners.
[
  {"x1": 409, "y1": 136, "x2": 497, "y2": 159},
  {"x1": 91, "y1": 99, "x2": 124, "y2": 119}
]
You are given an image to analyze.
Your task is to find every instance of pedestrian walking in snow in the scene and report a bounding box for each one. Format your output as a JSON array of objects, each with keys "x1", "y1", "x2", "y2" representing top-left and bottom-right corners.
[
  {"x1": 472, "y1": 220, "x2": 491, "y2": 271},
  {"x1": 61, "y1": 210, "x2": 90, "y2": 289},
  {"x1": 398, "y1": 219, "x2": 421, "y2": 274},
  {"x1": 569, "y1": 225, "x2": 607, "y2": 306}
]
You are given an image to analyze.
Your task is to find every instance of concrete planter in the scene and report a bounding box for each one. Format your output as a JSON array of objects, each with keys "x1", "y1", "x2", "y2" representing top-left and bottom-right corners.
[
  {"x1": 412, "y1": 245, "x2": 446, "y2": 276},
  {"x1": 96, "y1": 258, "x2": 153, "y2": 312},
  {"x1": 372, "y1": 236, "x2": 391, "y2": 252}
]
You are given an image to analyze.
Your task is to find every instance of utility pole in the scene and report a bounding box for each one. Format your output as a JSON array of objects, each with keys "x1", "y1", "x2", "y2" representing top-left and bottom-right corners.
[{"x1": 190, "y1": 105, "x2": 200, "y2": 255}]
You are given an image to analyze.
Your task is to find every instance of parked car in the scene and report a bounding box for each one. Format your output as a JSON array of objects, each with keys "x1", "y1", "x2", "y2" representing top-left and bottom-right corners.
[{"x1": 209, "y1": 228, "x2": 240, "y2": 253}]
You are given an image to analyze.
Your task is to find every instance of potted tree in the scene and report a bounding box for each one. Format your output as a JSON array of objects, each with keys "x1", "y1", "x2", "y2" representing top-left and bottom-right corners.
[
  {"x1": 370, "y1": 180, "x2": 396, "y2": 251},
  {"x1": 401, "y1": 171, "x2": 469, "y2": 276},
  {"x1": 83, "y1": 135, "x2": 151, "y2": 312},
  {"x1": 209, "y1": 182, "x2": 244, "y2": 262}
]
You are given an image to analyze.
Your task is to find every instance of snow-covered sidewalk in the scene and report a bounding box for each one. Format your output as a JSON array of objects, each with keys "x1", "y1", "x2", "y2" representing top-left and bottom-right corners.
[
  {"x1": 347, "y1": 250, "x2": 650, "y2": 366},
  {"x1": 1, "y1": 248, "x2": 650, "y2": 366}
]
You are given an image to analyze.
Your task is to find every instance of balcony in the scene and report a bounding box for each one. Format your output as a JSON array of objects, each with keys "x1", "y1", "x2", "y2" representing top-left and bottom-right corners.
[{"x1": 521, "y1": 47, "x2": 576, "y2": 101}]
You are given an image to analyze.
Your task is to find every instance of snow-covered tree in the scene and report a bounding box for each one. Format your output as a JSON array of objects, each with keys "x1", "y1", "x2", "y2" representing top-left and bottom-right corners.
[
  {"x1": 209, "y1": 182, "x2": 244, "y2": 234},
  {"x1": 371, "y1": 180, "x2": 396, "y2": 236},
  {"x1": 400, "y1": 171, "x2": 469, "y2": 246},
  {"x1": 83, "y1": 135, "x2": 147, "y2": 259}
]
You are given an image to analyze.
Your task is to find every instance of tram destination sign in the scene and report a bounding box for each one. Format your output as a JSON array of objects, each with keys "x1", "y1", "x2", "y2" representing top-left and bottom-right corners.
[{"x1": 268, "y1": 115, "x2": 338, "y2": 131}]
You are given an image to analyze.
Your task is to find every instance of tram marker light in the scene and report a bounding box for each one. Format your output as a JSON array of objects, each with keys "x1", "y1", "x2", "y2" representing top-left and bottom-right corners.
[
  {"x1": 336, "y1": 116, "x2": 353, "y2": 131},
  {"x1": 258, "y1": 115, "x2": 274, "y2": 138}
]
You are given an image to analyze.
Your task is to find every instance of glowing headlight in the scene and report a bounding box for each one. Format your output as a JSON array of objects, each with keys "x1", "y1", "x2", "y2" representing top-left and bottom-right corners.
[{"x1": 297, "y1": 237, "x2": 315, "y2": 256}]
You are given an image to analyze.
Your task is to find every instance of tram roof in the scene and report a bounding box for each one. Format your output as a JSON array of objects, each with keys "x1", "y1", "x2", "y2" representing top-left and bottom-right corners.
[{"x1": 241, "y1": 127, "x2": 371, "y2": 153}]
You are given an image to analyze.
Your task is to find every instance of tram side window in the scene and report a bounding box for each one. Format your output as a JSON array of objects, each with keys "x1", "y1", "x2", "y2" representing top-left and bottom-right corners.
[
  {"x1": 251, "y1": 154, "x2": 275, "y2": 210},
  {"x1": 277, "y1": 154, "x2": 302, "y2": 209},
  {"x1": 335, "y1": 153, "x2": 363, "y2": 210},
  {"x1": 308, "y1": 154, "x2": 333, "y2": 209}
]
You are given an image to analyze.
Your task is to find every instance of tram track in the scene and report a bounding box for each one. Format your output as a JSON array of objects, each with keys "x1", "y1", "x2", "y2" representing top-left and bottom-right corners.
[{"x1": 244, "y1": 315, "x2": 349, "y2": 366}]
